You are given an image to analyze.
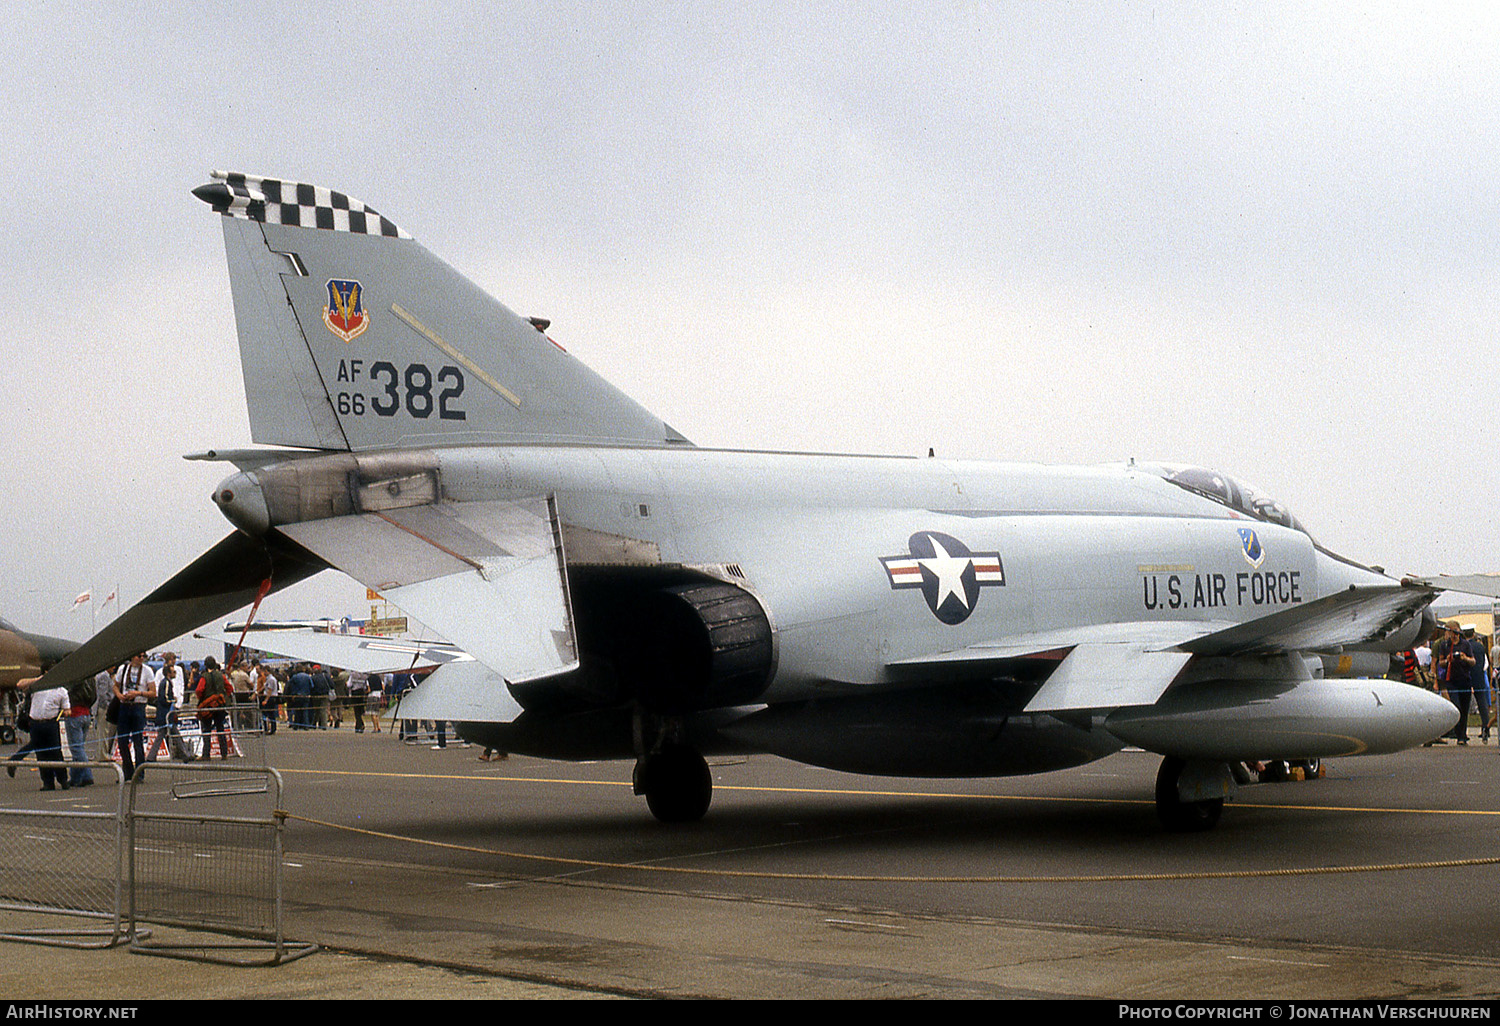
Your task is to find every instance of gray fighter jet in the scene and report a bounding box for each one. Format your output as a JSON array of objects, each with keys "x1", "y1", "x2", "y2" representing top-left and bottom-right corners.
[{"x1": 37, "y1": 171, "x2": 1461, "y2": 830}]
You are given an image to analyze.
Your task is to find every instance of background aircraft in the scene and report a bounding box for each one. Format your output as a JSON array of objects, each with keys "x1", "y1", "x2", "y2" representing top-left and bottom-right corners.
[
  {"x1": 0, "y1": 616, "x2": 77, "y2": 691},
  {"x1": 35, "y1": 172, "x2": 1460, "y2": 830},
  {"x1": 0, "y1": 616, "x2": 79, "y2": 743}
]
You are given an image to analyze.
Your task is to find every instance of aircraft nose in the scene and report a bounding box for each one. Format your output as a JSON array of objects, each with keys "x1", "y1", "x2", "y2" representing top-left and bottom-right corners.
[{"x1": 213, "y1": 470, "x2": 271, "y2": 536}]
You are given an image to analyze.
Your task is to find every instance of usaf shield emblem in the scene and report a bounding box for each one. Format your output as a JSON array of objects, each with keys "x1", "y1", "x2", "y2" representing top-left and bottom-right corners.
[
  {"x1": 1238, "y1": 527, "x2": 1265, "y2": 568},
  {"x1": 323, "y1": 278, "x2": 369, "y2": 342}
]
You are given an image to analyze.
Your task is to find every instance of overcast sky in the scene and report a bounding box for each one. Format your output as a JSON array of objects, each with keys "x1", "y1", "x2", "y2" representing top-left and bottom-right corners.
[{"x1": 2, "y1": 2, "x2": 1497, "y2": 647}]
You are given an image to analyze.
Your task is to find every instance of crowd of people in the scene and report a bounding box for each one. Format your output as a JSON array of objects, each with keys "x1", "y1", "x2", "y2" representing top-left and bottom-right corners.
[
  {"x1": 4, "y1": 652, "x2": 492, "y2": 789},
  {"x1": 1401, "y1": 621, "x2": 1500, "y2": 745}
]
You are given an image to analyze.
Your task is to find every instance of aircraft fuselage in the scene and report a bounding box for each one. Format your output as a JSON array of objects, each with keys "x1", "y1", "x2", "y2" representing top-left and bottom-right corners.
[{"x1": 217, "y1": 445, "x2": 1399, "y2": 717}]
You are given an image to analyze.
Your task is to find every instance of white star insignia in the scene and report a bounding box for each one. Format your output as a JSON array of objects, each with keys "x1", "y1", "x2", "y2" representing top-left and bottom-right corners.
[{"x1": 916, "y1": 533, "x2": 972, "y2": 611}]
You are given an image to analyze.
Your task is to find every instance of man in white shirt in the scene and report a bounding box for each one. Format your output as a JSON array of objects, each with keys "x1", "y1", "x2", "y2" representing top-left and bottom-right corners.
[
  {"x1": 5, "y1": 678, "x2": 71, "y2": 790},
  {"x1": 112, "y1": 653, "x2": 156, "y2": 782}
]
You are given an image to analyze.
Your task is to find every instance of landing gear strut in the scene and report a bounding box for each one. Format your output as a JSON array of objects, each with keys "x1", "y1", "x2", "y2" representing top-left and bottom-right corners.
[
  {"x1": 634, "y1": 743, "x2": 712, "y2": 823},
  {"x1": 1155, "y1": 756, "x2": 1225, "y2": 832}
]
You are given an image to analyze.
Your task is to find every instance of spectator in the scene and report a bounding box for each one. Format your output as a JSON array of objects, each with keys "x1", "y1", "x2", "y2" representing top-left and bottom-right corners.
[
  {"x1": 113, "y1": 653, "x2": 156, "y2": 782},
  {"x1": 196, "y1": 656, "x2": 233, "y2": 759},
  {"x1": 64, "y1": 672, "x2": 97, "y2": 787},
  {"x1": 6, "y1": 678, "x2": 71, "y2": 790}
]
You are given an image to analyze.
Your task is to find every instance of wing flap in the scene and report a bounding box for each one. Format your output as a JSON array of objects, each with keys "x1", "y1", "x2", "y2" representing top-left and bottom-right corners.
[{"x1": 277, "y1": 496, "x2": 578, "y2": 684}]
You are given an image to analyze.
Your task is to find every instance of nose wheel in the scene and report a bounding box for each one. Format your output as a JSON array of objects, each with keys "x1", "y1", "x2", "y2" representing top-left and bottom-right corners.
[{"x1": 635, "y1": 744, "x2": 713, "y2": 823}]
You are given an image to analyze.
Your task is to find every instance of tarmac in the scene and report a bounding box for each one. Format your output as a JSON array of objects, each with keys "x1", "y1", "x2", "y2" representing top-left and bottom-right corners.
[{"x1": 3, "y1": 716, "x2": 1500, "y2": 1001}]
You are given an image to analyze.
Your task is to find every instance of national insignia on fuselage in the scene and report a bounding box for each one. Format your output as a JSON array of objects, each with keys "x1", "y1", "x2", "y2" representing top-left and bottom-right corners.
[{"x1": 880, "y1": 531, "x2": 1005, "y2": 625}]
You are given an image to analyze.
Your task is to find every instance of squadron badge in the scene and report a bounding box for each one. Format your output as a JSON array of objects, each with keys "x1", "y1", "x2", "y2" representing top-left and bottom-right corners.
[
  {"x1": 881, "y1": 531, "x2": 1005, "y2": 625},
  {"x1": 1238, "y1": 527, "x2": 1265, "y2": 568},
  {"x1": 323, "y1": 278, "x2": 369, "y2": 342}
]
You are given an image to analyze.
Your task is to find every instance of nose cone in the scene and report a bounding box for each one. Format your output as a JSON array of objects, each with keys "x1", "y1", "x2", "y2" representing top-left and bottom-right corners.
[{"x1": 213, "y1": 470, "x2": 271, "y2": 536}]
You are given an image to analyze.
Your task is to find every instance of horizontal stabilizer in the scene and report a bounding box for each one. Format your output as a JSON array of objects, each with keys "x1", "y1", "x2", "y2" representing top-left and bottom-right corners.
[
  {"x1": 196, "y1": 629, "x2": 470, "y2": 675},
  {"x1": 1176, "y1": 584, "x2": 1437, "y2": 657},
  {"x1": 37, "y1": 532, "x2": 324, "y2": 687},
  {"x1": 392, "y1": 661, "x2": 523, "y2": 723},
  {"x1": 275, "y1": 496, "x2": 578, "y2": 684}
]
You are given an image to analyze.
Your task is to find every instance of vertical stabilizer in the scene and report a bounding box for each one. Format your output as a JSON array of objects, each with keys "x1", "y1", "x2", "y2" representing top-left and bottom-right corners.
[{"x1": 195, "y1": 171, "x2": 689, "y2": 452}]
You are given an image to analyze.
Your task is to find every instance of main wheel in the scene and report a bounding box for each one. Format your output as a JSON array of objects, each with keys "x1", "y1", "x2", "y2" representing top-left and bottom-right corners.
[
  {"x1": 1155, "y1": 756, "x2": 1224, "y2": 832},
  {"x1": 638, "y1": 745, "x2": 713, "y2": 823}
]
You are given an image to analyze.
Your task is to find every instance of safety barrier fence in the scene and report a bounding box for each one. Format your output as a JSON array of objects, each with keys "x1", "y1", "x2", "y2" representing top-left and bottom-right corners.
[
  {"x1": 0, "y1": 760, "x2": 130, "y2": 948},
  {"x1": 127, "y1": 763, "x2": 314, "y2": 966},
  {"x1": 0, "y1": 750, "x2": 313, "y2": 965}
]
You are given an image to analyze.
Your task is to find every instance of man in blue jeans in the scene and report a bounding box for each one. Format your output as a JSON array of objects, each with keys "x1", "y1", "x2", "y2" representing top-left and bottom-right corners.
[
  {"x1": 112, "y1": 653, "x2": 156, "y2": 781},
  {"x1": 64, "y1": 673, "x2": 96, "y2": 787}
]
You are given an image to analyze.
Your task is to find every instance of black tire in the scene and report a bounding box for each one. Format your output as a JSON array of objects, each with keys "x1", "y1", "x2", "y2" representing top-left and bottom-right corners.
[
  {"x1": 1258, "y1": 760, "x2": 1289, "y2": 783},
  {"x1": 641, "y1": 745, "x2": 712, "y2": 823},
  {"x1": 0, "y1": 725, "x2": 14, "y2": 745},
  {"x1": 1155, "y1": 756, "x2": 1224, "y2": 832}
]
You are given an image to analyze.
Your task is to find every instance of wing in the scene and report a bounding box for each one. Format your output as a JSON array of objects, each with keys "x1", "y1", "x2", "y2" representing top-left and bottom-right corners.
[
  {"x1": 1401, "y1": 573, "x2": 1500, "y2": 599},
  {"x1": 1175, "y1": 584, "x2": 1437, "y2": 657},
  {"x1": 888, "y1": 584, "x2": 1439, "y2": 713}
]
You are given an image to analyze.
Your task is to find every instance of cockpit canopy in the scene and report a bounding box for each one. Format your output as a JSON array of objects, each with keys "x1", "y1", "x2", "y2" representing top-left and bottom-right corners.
[{"x1": 1147, "y1": 464, "x2": 1312, "y2": 539}]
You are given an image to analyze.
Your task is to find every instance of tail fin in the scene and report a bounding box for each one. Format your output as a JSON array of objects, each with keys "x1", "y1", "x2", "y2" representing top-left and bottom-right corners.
[{"x1": 194, "y1": 171, "x2": 689, "y2": 451}]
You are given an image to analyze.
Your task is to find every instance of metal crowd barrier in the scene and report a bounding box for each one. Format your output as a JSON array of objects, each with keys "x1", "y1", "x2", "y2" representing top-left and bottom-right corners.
[
  {"x1": 0, "y1": 741, "x2": 312, "y2": 965},
  {"x1": 127, "y1": 763, "x2": 315, "y2": 966},
  {"x1": 0, "y1": 759, "x2": 136, "y2": 948}
]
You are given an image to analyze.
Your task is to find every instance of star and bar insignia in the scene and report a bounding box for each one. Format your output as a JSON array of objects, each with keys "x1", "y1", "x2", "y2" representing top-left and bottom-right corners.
[{"x1": 880, "y1": 531, "x2": 1005, "y2": 625}]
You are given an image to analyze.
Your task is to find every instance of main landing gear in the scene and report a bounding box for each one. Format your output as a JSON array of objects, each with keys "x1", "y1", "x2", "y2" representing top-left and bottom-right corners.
[
  {"x1": 1155, "y1": 756, "x2": 1226, "y2": 832},
  {"x1": 634, "y1": 743, "x2": 712, "y2": 823}
]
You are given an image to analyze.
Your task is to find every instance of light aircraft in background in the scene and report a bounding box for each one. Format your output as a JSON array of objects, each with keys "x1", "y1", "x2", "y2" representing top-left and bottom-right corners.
[{"x1": 37, "y1": 171, "x2": 1471, "y2": 830}]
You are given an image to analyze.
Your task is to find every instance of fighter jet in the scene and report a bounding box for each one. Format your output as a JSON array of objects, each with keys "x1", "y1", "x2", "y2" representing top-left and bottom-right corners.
[
  {"x1": 37, "y1": 171, "x2": 1462, "y2": 830},
  {"x1": 1, "y1": 617, "x2": 79, "y2": 743},
  {"x1": 1, "y1": 616, "x2": 77, "y2": 691}
]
